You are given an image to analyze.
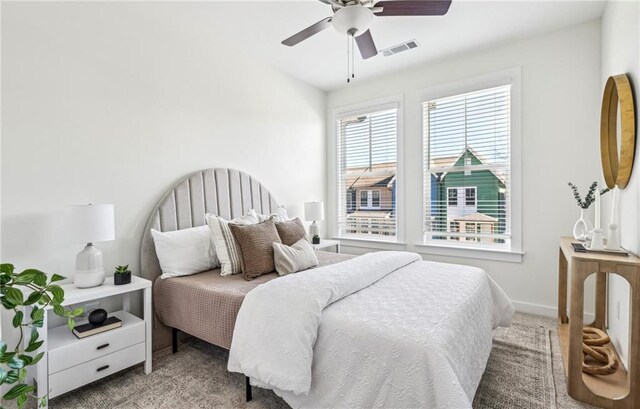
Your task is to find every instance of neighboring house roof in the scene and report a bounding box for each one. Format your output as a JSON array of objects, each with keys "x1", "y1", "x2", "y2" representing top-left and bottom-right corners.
[
  {"x1": 347, "y1": 210, "x2": 393, "y2": 219},
  {"x1": 431, "y1": 147, "x2": 506, "y2": 185},
  {"x1": 453, "y1": 213, "x2": 498, "y2": 223},
  {"x1": 345, "y1": 162, "x2": 396, "y2": 189}
]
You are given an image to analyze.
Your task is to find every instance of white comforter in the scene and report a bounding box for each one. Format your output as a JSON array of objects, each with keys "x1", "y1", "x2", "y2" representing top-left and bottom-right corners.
[{"x1": 228, "y1": 251, "x2": 514, "y2": 409}]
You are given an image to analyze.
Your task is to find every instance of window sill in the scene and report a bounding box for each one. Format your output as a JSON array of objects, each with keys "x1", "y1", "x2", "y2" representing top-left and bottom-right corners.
[
  {"x1": 414, "y1": 242, "x2": 524, "y2": 263},
  {"x1": 333, "y1": 237, "x2": 406, "y2": 251},
  {"x1": 334, "y1": 237, "x2": 523, "y2": 263}
]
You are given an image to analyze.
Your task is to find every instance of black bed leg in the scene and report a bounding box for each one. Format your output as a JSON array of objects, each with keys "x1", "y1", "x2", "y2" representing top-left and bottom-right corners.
[
  {"x1": 172, "y1": 328, "x2": 178, "y2": 354},
  {"x1": 245, "y1": 376, "x2": 252, "y2": 402}
]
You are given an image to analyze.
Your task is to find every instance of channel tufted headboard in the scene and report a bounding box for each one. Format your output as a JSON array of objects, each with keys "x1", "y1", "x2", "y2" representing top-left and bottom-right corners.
[{"x1": 140, "y1": 168, "x2": 279, "y2": 284}]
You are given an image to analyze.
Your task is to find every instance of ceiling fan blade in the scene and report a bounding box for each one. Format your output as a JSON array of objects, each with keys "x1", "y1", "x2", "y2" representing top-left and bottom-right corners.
[
  {"x1": 355, "y1": 29, "x2": 378, "y2": 59},
  {"x1": 282, "y1": 17, "x2": 333, "y2": 47},
  {"x1": 373, "y1": 0, "x2": 452, "y2": 16}
]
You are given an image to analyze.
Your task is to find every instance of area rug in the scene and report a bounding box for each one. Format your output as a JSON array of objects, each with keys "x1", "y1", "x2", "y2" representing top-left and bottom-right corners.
[
  {"x1": 473, "y1": 322, "x2": 556, "y2": 409},
  {"x1": 49, "y1": 320, "x2": 558, "y2": 409}
]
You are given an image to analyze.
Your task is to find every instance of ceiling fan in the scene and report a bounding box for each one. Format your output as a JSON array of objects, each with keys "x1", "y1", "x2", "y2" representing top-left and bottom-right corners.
[{"x1": 282, "y1": 0, "x2": 453, "y2": 63}]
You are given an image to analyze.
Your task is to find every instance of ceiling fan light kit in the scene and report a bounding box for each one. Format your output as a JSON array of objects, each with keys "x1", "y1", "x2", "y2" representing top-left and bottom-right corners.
[
  {"x1": 282, "y1": 0, "x2": 453, "y2": 83},
  {"x1": 331, "y1": 6, "x2": 373, "y2": 36}
]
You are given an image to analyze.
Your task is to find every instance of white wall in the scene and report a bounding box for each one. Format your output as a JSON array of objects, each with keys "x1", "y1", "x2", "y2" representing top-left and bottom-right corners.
[
  {"x1": 1, "y1": 3, "x2": 326, "y2": 341},
  {"x1": 327, "y1": 21, "x2": 603, "y2": 317},
  {"x1": 601, "y1": 0, "x2": 639, "y2": 369}
]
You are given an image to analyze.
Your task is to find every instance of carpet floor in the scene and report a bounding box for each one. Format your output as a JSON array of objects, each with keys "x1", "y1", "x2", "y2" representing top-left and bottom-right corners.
[{"x1": 47, "y1": 312, "x2": 597, "y2": 409}]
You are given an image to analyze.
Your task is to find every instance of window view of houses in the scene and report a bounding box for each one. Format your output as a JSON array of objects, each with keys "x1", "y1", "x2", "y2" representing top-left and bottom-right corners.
[
  {"x1": 424, "y1": 85, "x2": 511, "y2": 245},
  {"x1": 338, "y1": 85, "x2": 510, "y2": 246}
]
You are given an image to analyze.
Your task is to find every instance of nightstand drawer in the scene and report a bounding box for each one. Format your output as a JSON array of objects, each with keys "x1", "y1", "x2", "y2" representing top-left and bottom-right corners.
[
  {"x1": 48, "y1": 311, "x2": 145, "y2": 374},
  {"x1": 49, "y1": 342, "x2": 145, "y2": 399}
]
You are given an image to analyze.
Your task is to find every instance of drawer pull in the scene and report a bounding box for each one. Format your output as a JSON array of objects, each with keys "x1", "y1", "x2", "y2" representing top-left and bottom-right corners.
[
  {"x1": 97, "y1": 365, "x2": 110, "y2": 372},
  {"x1": 96, "y1": 343, "x2": 110, "y2": 350}
]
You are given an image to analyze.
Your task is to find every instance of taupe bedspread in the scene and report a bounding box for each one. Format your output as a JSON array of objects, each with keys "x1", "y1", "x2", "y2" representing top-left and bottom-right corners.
[{"x1": 154, "y1": 251, "x2": 353, "y2": 349}]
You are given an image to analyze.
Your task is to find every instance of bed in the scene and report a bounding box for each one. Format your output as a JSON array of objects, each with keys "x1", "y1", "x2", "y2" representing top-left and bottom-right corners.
[{"x1": 141, "y1": 168, "x2": 514, "y2": 409}]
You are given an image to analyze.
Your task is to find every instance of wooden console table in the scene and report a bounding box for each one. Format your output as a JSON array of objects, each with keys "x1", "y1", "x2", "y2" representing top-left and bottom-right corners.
[{"x1": 557, "y1": 237, "x2": 640, "y2": 408}]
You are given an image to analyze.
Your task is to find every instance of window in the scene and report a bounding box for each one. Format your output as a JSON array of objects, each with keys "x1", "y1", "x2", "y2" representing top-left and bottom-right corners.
[
  {"x1": 372, "y1": 190, "x2": 380, "y2": 208},
  {"x1": 423, "y1": 84, "x2": 511, "y2": 247},
  {"x1": 447, "y1": 188, "x2": 458, "y2": 206},
  {"x1": 465, "y1": 188, "x2": 476, "y2": 206},
  {"x1": 337, "y1": 105, "x2": 398, "y2": 239}
]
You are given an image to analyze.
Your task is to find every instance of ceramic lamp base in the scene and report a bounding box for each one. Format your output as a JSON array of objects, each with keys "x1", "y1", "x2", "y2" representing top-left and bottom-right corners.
[
  {"x1": 74, "y1": 243, "x2": 106, "y2": 288},
  {"x1": 308, "y1": 221, "x2": 320, "y2": 240}
]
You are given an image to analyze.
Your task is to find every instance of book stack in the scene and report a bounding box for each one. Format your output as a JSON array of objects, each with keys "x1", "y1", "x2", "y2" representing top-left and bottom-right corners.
[{"x1": 72, "y1": 316, "x2": 122, "y2": 339}]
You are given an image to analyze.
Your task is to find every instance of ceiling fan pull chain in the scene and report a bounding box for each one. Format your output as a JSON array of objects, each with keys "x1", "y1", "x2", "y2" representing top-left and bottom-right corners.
[
  {"x1": 347, "y1": 33, "x2": 350, "y2": 83},
  {"x1": 351, "y1": 32, "x2": 355, "y2": 79}
]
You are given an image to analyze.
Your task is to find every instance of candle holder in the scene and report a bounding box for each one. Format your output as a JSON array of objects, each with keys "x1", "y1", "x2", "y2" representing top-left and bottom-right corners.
[
  {"x1": 589, "y1": 228, "x2": 605, "y2": 250},
  {"x1": 606, "y1": 223, "x2": 621, "y2": 251}
]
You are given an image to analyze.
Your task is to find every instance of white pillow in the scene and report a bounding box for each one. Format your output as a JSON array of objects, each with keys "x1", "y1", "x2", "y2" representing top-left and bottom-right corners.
[
  {"x1": 205, "y1": 213, "x2": 253, "y2": 276},
  {"x1": 273, "y1": 238, "x2": 319, "y2": 276},
  {"x1": 247, "y1": 206, "x2": 290, "y2": 223},
  {"x1": 151, "y1": 226, "x2": 218, "y2": 279}
]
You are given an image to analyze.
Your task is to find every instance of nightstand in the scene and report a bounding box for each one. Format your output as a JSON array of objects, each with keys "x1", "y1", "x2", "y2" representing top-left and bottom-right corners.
[
  {"x1": 312, "y1": 239, "x2": 341, "y2": 253},
  {"x1": 25, "y1": 276, "x2": 152, "y2": 407}
]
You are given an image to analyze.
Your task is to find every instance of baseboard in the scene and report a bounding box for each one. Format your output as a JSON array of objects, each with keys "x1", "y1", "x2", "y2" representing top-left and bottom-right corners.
[{"x1": 512, "y1": 300, "x2": 595, "y2": 323}]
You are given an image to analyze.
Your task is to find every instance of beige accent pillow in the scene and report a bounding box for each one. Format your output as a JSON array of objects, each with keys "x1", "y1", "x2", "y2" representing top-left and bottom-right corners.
[
  {"x1": 205, "y1": 214, "x2": 253, "y2": 277},
  {"x1": 230, "y1": 218, "x2": 282, "y2": 280},
  {"x1": 273, "y1": 238, "x2": 319, "y2": 276},
  {"x1": 275, "y1": 218, "x2": 307, "y2": 246}
]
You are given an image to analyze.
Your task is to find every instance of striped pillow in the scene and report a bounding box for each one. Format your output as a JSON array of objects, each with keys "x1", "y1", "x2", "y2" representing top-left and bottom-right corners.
[{"x1": 205, "y1": 214, "x2": 253, "y2": 276}]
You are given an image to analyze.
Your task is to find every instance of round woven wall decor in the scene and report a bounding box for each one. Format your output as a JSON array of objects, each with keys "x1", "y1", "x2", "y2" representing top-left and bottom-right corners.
[{"x1": 600, "y1": 74, "x2": 636, "y2": 189}]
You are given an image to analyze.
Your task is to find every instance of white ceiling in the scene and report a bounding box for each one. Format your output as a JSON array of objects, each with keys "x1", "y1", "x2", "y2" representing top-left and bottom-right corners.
[{"x1": 146, "y1": 1, "x2": 608, "y2": 91}]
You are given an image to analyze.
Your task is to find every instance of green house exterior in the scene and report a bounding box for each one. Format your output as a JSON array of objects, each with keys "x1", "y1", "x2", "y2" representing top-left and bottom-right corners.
[{"x1": 433, "y1": 149, "x2": 506, "y2": 235}]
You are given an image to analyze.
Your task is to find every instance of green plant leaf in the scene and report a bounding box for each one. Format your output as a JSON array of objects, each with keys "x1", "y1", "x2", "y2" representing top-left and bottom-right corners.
[
  {"x1": 30, "y1": 307, "x2": 44, "y2": 322},
  {"x1": 32, "y1": 318, "x2": 44, "y2": 328},
  {"x1": 24, "y1": 291, "x2": 42, "y2": 306},
  {"x1": 5, "y1": 369, "x2": 19, "y2": 384},
  {"x1": 1, "y1": 296, "x2": 16, "y2": 309},
  {"x1": 0, "y1": 264, "x2": 15, "y2": 275},
  {"x1": 72, "y1": 307, "x2": 84, "y2": 316},
  {"x1": 12, "y1": 311, "x2": 23, "y2": 328},
  {"x1": 7, "y1": 356, "x2": 25, "y2": 370},
  {"x1": 3, "y1": 383, "x2": 34, "y2": 400},
  {"x1": 25, "y1": 340, "x2": 43, "y2": 353},
  {"x1": 13, "y1": 270, "x2": 38, "y2": 284},
  {"x1": 0, "y1": 367, "x2": 6, "y2": 384},
  {"x1": 50, "y1": 273, "x2": 65, "y2": 282},
  {"x1": 17, "y1": 392, "x2": 28, "y2": 408},
  {"x1": 0, "y1": 351, "x2": 15, "y2": 364},
  {"x1": 0, "y1": 273, "x2": 11, "y2": 285},
  {"x1": 17, "y1": 355, "x2": 32, "y2": 366},
  {"x1": 34, "y1": 272, "x2": 47, "y2": 287},
  {"x1": 29, "y1": 352, "x2": 44, "y2": 366},
  {"x1": 4, "y1": 288, "x2": 24, "y2": 306},
  {"x1": 39, "y1": 395, "x2": 48, "y2": 407},
  {"x1": 0, "y1": 340, "x2": 7, "y2": 356},
  {"x1": 53, "y1": 305, "x2": 65, "y2": 316},
  {"x1": 36, "y1": 293, "x2": 50, "y2": 305},
  {"x1": 47, "y1": 285, "x2": 64, "y2": 304},
  {"x1": 67, "y1": 318, "x2": 75, "y2": 331}
]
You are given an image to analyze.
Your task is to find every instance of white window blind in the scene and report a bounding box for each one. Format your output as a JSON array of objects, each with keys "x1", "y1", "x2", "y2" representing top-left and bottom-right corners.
[
  {"x1": 337, "y1": 106, "x2": 398, "y2": 239},
  {"x1": 423, "y1": 85, "x2": 511, "y2": 247}
]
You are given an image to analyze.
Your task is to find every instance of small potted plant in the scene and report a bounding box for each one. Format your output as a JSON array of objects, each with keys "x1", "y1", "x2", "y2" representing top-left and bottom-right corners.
[
  {"x1": 114, "y1": 265, "x2": 131, "y2": 285},
  {"x1": 312, "y1": 234, "x2": 321, "y2": 245}
]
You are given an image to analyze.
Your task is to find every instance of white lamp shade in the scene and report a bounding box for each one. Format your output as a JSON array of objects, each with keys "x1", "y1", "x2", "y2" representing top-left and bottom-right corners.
[
  {"x1": 65, "y1": 204, "x2": 115, "y2": 244},
  {"x1": 304, "y1": 202, "x2": 324, "y2": 222}
]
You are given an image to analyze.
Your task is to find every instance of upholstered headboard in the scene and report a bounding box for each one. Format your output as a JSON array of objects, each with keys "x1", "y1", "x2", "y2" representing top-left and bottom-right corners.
[{"x1": 140, "y1": 168, "x2": 279, "y2": 284}]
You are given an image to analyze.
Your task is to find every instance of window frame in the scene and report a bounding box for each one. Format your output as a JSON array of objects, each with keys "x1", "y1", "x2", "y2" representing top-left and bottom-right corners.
[
  {"x1": 418, "y1": 68, "x2": 522, "y2": 257},
  {"x1": 330, "y1": 96, "x2": 404, "y2": 243}
]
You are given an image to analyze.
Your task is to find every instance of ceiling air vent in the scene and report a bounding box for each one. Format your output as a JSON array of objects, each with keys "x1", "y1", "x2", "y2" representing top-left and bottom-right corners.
[{"x1": 381, "y1": 39, "x2": 419, "y2": 57}]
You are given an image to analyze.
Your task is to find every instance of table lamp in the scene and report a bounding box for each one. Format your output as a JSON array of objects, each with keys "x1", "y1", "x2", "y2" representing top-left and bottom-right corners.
[
  {"x1": 65, "y1": 204, "x2": 115, "y2": 288},
  {"x1": 304, "y1": 201, "x2": 324, "y2": 243}
]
